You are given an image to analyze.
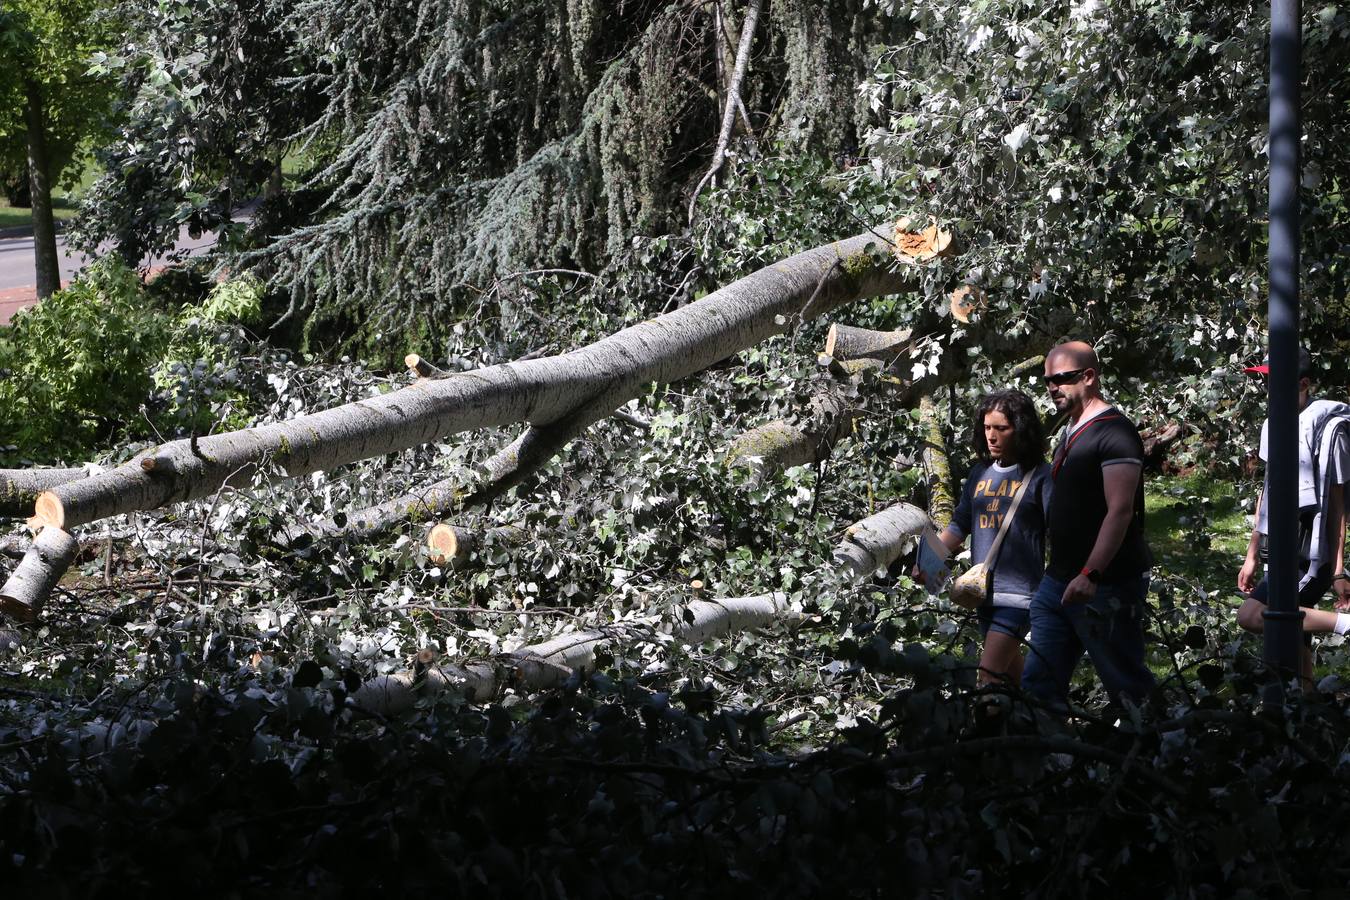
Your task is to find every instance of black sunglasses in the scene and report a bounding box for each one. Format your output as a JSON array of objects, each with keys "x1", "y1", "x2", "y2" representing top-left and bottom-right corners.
[{"x1": 1044, "y1": 368, "x2": 1088, "y2": 386}]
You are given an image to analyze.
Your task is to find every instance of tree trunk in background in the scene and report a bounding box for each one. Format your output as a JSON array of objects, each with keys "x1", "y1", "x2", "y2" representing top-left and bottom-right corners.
[{"x1": 23, "y1": 79, "x2": 60, "y2": 300}]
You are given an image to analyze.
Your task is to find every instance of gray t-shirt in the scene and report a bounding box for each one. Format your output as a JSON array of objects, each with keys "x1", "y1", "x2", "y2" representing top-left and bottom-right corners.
[{"x1": 949, "y1": 460, "x2": 1053, "y2": 608}]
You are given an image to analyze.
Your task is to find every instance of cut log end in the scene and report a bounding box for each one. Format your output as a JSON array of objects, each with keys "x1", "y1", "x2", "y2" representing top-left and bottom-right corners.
[
  {"x1": 824, "y1": 324, "x2": 840, "y2": 359},
  {"x1": 405, "y1": 354, "x2": 443, "y2": 379},
  {"x1": 0, "y1": 526, "x2": 79, "y2": 621},
  {"x1": 32, "y1": 492, "x2": 64, "y2": 530},
  {"x1": 427, "y1": 523, "x2": 468, "y2": 566}
]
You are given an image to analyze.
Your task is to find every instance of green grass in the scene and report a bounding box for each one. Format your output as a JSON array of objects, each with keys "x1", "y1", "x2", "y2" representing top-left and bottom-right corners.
[{"x1": 0, "y1": 196, "x2": 79, "y2": 230}]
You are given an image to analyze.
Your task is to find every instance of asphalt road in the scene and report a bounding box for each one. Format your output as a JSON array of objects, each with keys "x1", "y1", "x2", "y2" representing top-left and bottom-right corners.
[
  {"x1": 0, "y1": 226, "x2": 224, "y2": 290},
  {"x1": 0, "y1": 225, "x2": 226, "y2": 324}
]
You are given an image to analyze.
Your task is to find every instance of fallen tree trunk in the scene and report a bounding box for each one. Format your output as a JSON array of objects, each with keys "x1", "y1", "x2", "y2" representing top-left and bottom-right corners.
[
  {"x1": 356, "y1": 500, "x2": 929, "y2": 713},
  {"x1": 0, "y1": 527, "x2": 77, "y2": 621},
  {"x1": 353, "y1": 591, "x2": 796, "y2": 710},
  {"x1": 37, "y1": 229, "x2": 914, "y2": 533},
  {"x1": 1, "y1": 468, "x2": 88, "y2": 519}
]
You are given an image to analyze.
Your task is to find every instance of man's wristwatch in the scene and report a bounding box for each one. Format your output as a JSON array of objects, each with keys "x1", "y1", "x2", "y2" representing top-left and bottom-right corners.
[
  {"x1": 1335, "y1": 573, "x2": 1350, "y2": 584},
  {"x1": 1080, "y1": 566, "x2": 1100, "y2": 583}
]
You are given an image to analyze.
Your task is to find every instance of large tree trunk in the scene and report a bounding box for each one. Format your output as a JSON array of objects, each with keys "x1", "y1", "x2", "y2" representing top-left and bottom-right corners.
[
  {"x1": 23, "y1": 79, "x2": 60, "y2": 300},
  {"x1": 1, "y1": 468, "x2": 87, "y2": 519},
  {"x1": 355, "y1": 500, "x2": 930, "y2": 714},
  {"x1": 36, "y1": 230, "x2": 914, "y2": 533}
]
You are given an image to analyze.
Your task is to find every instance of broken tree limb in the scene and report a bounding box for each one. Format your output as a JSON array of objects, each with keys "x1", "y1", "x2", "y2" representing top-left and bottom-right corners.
[
  {"x1": 725, "y1": 392, "x2": 855, "y2": 479},
  {"x1": 918, "y1": 396, "x2": 955, "y2": 529},
  {"x1": 353, "y1": 591, "x2": 796, "y2": 712},
  {"x1": 833, "y1": 502, "x2": 932, "y2": 577},
  {"x1": 1008, "y1": 355, "x2": 1046, "y2": 378},
  {"x1": 1, "y1": 468, "x2": 87, "y2": 519},
  {"x1": 687, "y1": 0, "x2": 761, "y2": 223},
  {"x1": 824, "y1": 324, "x2": 913, "y2": 364},
  {"x1": 405, "y1": 354, "x2": 446, "y2": 379},
  {"x1": 357, "y1": 500, "x2": 930, "y2": 714},
  {"x1": 0, "y1": 527, "x2": 78, "y2": 621},
  {"x1": 37, "y1": 229, "x2": 916, "y2": 533}
]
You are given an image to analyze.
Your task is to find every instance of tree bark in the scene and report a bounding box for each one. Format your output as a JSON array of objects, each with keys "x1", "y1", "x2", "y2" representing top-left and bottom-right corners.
[
  {"x1": 0, "y1": 527, "x2": 77, "y2": 621},
  {"x1": 23, "y1": 79, "x2": 60, "y2": 300},
  {"x1": 832, "y1": 502, "x2": 931, "y2": 577},
  {"x1": 1, "y1": 468, "x2": 87, "y2": 519},
  {"x1": 823, "y1": 324, "x2": 913, "y2": 364},
  {"x1": 37, "y1": 229, "x2": 914, "y2": 532},
  {"x1": 918, "y1": 396, "x2": 955, "y2": 529},
  {"x1": 356, "y1": 501, "x2": 928, "y2": 713},
  {"x1": 725, "y1": 392, "x2": 854, "y2": 479}
]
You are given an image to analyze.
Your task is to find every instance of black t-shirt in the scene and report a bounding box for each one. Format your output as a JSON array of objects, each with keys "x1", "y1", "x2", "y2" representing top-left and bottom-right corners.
[{"x1": 1046, "y1": 408, "x2": 1152, "y2": 583}]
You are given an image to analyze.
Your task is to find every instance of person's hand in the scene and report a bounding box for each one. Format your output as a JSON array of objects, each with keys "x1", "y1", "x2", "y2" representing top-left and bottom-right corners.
[
  {"x1": 1061, "y1": 573, "x2": 1096, "y2": 606},
  {"x1": 1238, "y1": 556, "x2": 1260, "y2": 594},
  {"x1": 1334, "y1": 576, "x2": 1350, "y2": 611},
  {"x1": 912, "y1": 564, "x2": 927, "y2": 586}
]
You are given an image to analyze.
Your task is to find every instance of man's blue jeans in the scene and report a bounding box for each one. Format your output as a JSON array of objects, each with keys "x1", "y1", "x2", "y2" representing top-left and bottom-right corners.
[{"x1": 1022, "y1": 572, "x2": 1155, "y2": 708}]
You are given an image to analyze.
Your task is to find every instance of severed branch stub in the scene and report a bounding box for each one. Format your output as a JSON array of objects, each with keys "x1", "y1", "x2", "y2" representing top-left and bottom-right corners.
[
  {"x1": 427, "y1": 523, "x2": 527, "y2": 566},
  {"x1": 405, "y1": 354, "x2": 447, "y2": 379},
  {"x1": 0, "y1": 526, "x2": 78, "y2": 621},
  {"x1": 824, "y1": 324, "x2": 913, "y2": 365}
]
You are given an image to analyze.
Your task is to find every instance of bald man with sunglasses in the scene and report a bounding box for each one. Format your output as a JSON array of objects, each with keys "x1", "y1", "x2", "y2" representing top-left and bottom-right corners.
[{"x1": 1022, "y1": 342, "x2": 1156, "y2": 710}]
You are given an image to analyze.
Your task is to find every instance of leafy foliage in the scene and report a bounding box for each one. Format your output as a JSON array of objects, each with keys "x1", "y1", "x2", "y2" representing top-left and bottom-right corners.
[
  {"x1": 0, "y1": 0, "x2": 120, "y2": 205},
  {"x1": 0, "y1": 262, "x2": 267, "y2": 462},
  {"x1": 0, "y1": 259, "x2": 168, "y2": 460},
  {"x1": 859, "y1": 0, "x2": 1350, "y2": 370}
]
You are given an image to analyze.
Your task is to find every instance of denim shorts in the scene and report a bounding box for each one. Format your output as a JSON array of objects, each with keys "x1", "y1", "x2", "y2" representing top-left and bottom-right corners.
[{"x1": 978, "y1": 604, "x2": 1031, "y2": 640}]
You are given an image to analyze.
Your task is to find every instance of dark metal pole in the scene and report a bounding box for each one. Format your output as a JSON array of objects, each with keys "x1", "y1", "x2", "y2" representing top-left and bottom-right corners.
[{"x1": 1263, "y1": 0, "x2": 1304, "y2": 680}]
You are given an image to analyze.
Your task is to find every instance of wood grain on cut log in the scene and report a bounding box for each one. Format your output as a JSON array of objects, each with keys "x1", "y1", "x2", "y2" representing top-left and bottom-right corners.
[
  {"x1": 37, "y1": 229, "x2": 916, "y2": 533},
  {"x1": 404, "y1": 354, "x2": 446, "y2": 379},
  {"x1": 427, "y1": 523, "x2": 527, "y2": 566},
  {"x1": 725, "y1": 393, "x2": 854, "y2": 478},
  {"x1": 0, "y1": 468, "x2": 87, "y2": 518},
  {"x1": 0, "y1": 527, "x2": 78, "y2": 621},
  {"x1": 918, "y1": 396, "x2": 955, "y2": 529},
  {"x1": 357, "y1": 501, "x2": 929, "y2": 714},
  {"x1": 824, "y1": 324, "x2": 912, "y2": 365}
]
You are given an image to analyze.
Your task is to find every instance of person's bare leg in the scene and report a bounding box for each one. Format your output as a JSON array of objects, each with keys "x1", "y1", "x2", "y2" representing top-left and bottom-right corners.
[
  {"x1": 978, "y1": 630, "x2": 1026, "y2": 686},
  {"x1": 1236, "y1": 597, "x2": 1339, "y2": 633}
]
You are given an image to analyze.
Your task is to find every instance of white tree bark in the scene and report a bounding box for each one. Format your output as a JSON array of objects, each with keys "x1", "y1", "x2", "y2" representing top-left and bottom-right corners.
[
  {"x1": 823, "y1": 324, "x2": 913, "y2": 364},
  {"x1": 36, "y1": 230, "x2": 913, "y2": 532},
  {"x1": 0, "y1": 526, "x2": 77, "y2": 621},
  {"x1": 1, "y1": 468, "x2": 87, "y2": 518},
  {"x1": 833, "y1": 502, "x2": 931, "y2": 578},
  {"x1": 356, "y1": 500, "x2": 929, "y2": 714}
]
